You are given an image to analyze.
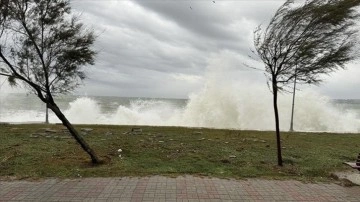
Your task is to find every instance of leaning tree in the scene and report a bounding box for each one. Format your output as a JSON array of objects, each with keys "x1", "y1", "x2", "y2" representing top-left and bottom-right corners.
[
  {"x1": 253, "y1": 0, "x2": 360, "y2": 166},
  {"x1": 0, "y1": 0, "x2": 100, "y2": 163}
]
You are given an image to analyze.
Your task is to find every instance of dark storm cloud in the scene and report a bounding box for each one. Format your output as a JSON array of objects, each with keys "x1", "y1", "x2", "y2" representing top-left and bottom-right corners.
[
  {"x1": 63, "y1": 0, "x2": 359, "y2": 99},
  {"x1": 69, "y1": 0, "x2": 285, "y2": 97}
]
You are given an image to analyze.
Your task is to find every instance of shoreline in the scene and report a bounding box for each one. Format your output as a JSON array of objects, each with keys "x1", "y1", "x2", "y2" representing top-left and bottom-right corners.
[{"x1": 1, "y1": 121, "x2": 359, "y2": 134}]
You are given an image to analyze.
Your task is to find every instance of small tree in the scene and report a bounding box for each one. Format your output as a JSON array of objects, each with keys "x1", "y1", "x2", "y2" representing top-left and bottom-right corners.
[
  {"x1": 253, "y1": 0, "x2": 360, "y2": 166},
  {"x1": 0, "y1": 0, "x2": 100, "y2": 163}
]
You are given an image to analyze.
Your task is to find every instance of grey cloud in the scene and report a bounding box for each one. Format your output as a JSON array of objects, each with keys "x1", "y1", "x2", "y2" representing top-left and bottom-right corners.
[
  {"x1": 69, "y1": 0, "x2": 358, "y2": 99},
  {"x1": 134, "y1": 0, "x2": 237, "y2": 39}
]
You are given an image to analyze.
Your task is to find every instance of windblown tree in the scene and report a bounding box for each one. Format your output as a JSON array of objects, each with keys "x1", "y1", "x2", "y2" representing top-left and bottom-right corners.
[
  {"x1": 0, "y1": 0, "x2": 100, "y2": 163},
  {"x1": 253, "y1": 0, "x2": 360, "y2": 166}
]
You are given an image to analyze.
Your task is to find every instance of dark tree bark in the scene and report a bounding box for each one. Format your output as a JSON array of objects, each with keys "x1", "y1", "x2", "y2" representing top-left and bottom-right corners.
[
  {"x1": 47, "y1": 100, "x2": 100, "y2": 164},
  {"x1": 45, "y1": 103, "x2": 49, "y2": 124},
  {"x1": 272, "y1": 79, "x2": 283, "y2": 166}
]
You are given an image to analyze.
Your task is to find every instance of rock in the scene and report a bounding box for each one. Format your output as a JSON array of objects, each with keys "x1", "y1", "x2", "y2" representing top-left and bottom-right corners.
[
  {"x1": 30, "y1": 134, "x2": 39, "y2": 138},
  {"x1": 45, "y1": 129, "x2": 57, "y2": 133},
  {"x1": 105, "y1": 132, "x2": 113, "y2": 135},
  {"x1": 131, "y1": 128, "x2": 142, "y2": 135},
  {"x1": 159, "y1": 141, "x2": 164, "y2": 143},
  {"x1": 198, "y1": 138, "x2": 206, "y2": 141},
  {"x1": 333, "y1": 171, "x2": 360, "y2": 186},
  {"x1": 229, "y1": 155, "x2": 236, "y2": 158},
  {"x1": 260, "y1": 140, "x2": 267, "y2": 143},
  {"x1": 225, "y1": 142, "x2": 229, "y2": 144},
  {"x1": 193, "y1": 131, "x2": 203, "y2": 135},
  {"x1": 81, "y1": 128, "x2": 93, "y2": 132}
]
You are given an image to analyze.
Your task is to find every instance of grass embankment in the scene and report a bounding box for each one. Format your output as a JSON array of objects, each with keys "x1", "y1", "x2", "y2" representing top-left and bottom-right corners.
[{"x1": 0, "y1": 124, "x2": 359, "y2": 181}]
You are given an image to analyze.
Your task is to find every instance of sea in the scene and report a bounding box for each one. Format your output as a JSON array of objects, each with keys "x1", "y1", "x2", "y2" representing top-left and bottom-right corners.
[{"x1": 0, "y1": 90, "x2": 359, "y2": 133}]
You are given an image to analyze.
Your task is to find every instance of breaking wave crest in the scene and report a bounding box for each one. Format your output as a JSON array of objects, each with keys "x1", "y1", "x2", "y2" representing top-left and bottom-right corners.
[{"x1": 22, "y1": 84, "x2": 358, "y2": 133}]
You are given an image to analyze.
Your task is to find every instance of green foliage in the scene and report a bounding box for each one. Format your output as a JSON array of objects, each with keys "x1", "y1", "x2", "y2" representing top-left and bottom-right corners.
[
  {"x1": 0, "y1": 0, "x2": 96, "y2": 96},
  {"x1": 254, "y1": 0, "x2": 360, "y2": 89},
  {"x1": 7, "y1": 75, "x2": 17, "y2": 86}
]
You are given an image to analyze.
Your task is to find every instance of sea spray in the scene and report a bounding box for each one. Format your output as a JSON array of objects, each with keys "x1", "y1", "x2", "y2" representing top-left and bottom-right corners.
[
  {"x1": 59, "y1": 85, "x2": 359, "y2": 132},
  {"x1": 64, "y1": 97, "x2": 103, "y2": 124},
  {"x1": 180, "y1": 83, "x2": 359, "y2": 132},
  {"x1": 0, "y1": 91, "x2": 359, "y2": 132},
  {"x1": 109, "y1": 99, "x2": 182, "y2": 126}
]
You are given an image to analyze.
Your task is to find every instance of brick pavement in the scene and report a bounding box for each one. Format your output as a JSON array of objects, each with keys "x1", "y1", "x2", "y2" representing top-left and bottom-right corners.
[{"x1": 0, "y1": 175, "x2": 359, "y2": 201}]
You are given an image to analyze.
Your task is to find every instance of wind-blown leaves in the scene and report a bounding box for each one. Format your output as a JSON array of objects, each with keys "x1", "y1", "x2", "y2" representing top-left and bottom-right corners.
[
  {"x1": 254, "y1": 0, "x2": 360, "y2": 90},
  {"x1": 0, "y1": 0, "x2": 96, "y2": 98},
  {"x1": 0, "y1": 0, "x2": 100, "y2": 164},
  {"x1": 253, "y1": 0, "x2": 360, "y2": 167}
]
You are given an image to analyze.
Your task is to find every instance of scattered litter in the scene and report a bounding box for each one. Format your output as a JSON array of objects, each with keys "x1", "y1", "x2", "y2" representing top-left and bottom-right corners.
[
  {"x1": 29, "y1": 134, "x2": 39, "y2": 138},
  {"x1": 131, "y1": 127, "x2": 142, "y2": 135}
]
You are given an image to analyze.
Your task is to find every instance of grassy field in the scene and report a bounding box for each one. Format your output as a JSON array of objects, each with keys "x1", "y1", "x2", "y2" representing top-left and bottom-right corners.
[{"x1": 0, "y1": 124, "x2": 359, "y2": 182}]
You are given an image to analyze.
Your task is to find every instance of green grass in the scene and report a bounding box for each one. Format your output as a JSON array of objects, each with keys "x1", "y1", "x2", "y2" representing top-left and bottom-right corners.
[{"x1": 0, "y1": 124, "x2": 359, "y2": 182}]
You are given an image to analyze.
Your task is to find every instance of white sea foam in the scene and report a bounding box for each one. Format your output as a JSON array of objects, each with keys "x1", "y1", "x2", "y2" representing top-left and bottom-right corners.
[
  {"x1": 0, "y1": 53, "x2": 359, "y2": 132},
  {"x1": 0, "y1": 86, "x2": 359, "y2": 132},
  {"x1": 48, "y1": 84, "x2": 357, "y2": 132}
]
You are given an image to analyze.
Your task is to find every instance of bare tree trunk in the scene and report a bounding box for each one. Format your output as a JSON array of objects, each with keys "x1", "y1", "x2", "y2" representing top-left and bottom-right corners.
[
  {"x1": 272, "y1": 81, "x2": 283, "y2": 166},
  {"x1": 47, "y1": 102, "x2": 100, "y2": 164},
  {"x1": 45, "y1": 103, "x2": 49, "y2": 124},
  {"x1": 289, "y1": 67, "x2": 297, "y2": 132}
]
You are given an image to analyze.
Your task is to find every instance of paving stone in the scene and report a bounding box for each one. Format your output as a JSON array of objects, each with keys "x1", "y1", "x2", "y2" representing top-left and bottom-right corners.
[{"x1": 1, "y1": 176, "x2": 360, "y2": 201}]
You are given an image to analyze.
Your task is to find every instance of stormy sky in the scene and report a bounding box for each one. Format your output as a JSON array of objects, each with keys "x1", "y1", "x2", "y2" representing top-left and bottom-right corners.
[{"x1": 1, "y1": 0, "x2": 359, "y2": 99}]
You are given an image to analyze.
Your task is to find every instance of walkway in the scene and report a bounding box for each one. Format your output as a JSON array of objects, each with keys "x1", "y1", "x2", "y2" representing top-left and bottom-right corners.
[{"x1": 1, "y1": 176, "x2": 359, "y2": 201}]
